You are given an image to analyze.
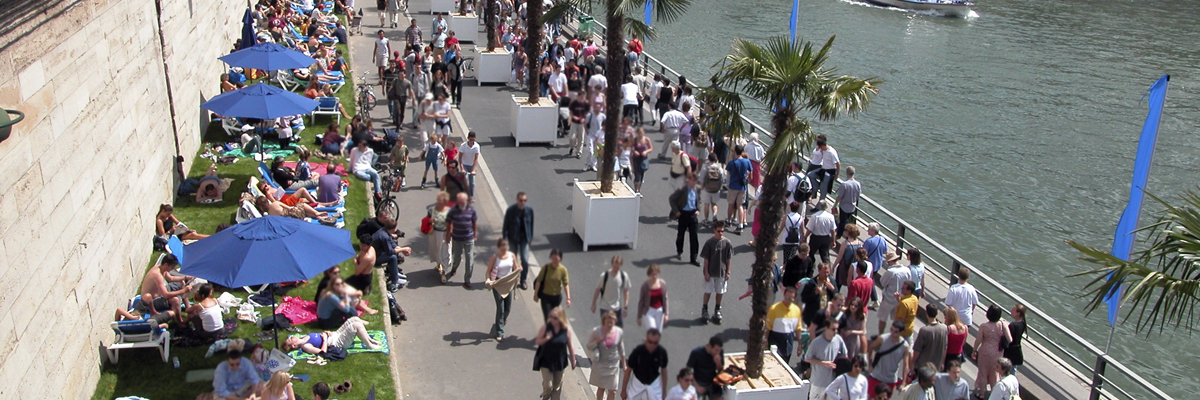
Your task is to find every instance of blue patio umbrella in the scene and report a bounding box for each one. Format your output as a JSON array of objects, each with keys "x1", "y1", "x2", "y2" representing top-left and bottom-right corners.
[
  {"x1": 220, "y1": 42, "x2": 319, "y2": 72},
  {"x1": 180, "y1": 216, "x2": 355, "y2": 288},
  {"x1": 200, "y1": 83, "x2": 319, "y2": 120},
  {"x1": 240, "y1": 8, "x2": 257, "y2": 50},
  {"x1": 180, "y1": 216, "x2": 355, "y2": 348}
]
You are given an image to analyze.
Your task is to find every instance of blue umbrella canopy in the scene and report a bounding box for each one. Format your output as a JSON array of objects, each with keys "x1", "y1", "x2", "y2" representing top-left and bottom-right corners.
[
  {"x1": 220, "y1": 42, "x2": 319, "y2": 71},
  {"x1": 201, "y1": 83, "x2": 319, "y2": 120},
  {"x1": 240, "y1": 8, "x2": 256, "y2": 50},
  {"x1": 180, "y1": 216, "x2": 356, "y2": 288}
]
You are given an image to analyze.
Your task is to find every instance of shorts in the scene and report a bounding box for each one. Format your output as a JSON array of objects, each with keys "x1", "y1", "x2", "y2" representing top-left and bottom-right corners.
[
  {"x1": 134, "y1": 297, "x2": 173, "y2": 320},
  {"x1": 727, "y1": 189, "x2": 746, "y2": 206},
  {"x1": 375, "y1": 53, "x2": 389, "y2": 67},
  {"x1": 702, "y1": 191, "x2": 721, "y2": 205},
  {"x1": 346, "y1": 272, "x2": 373, "y2": 295},
  {"x1": 703, "y1": 276, "x2": 728, "y2": 294},
  {"x1": 877, "y1": 300, "x2": 898, "y2": 322},
  {"x1": 281, "y1": 194, "x2": 301, "y2": 207}
]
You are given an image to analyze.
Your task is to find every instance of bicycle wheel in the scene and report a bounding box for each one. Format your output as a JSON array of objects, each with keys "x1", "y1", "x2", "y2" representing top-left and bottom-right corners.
[{"x1": 376, "y1": 198, "x2": 399, "y2": 220}]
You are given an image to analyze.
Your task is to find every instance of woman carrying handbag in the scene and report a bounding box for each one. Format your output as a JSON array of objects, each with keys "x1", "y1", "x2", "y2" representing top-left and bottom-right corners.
[
  {"x1": 533, "y1": 307, "x2": 577, "y2": 400},
  {"x1": 533, "y1": 249, "x2": 572, "y2": 321},
  {"x1": 485, "y1": 238, "x2": 521, "y2": 341}
]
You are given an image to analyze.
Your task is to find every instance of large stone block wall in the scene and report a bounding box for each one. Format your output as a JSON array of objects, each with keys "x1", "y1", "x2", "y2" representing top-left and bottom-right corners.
[{"x1": 0, "y1": 1, "x2": 242, "y2": 398}]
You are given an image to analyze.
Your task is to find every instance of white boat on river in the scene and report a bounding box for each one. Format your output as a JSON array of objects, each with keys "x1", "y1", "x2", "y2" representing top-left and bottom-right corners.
[{"x1": 865, "y1": 0, "x2": 973, "y2": 16}]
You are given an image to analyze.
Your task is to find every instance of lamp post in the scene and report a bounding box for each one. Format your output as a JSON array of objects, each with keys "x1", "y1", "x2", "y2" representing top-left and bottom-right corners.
[{"x1": 0, "y1": 109, "x2": 24, "y2": 142}]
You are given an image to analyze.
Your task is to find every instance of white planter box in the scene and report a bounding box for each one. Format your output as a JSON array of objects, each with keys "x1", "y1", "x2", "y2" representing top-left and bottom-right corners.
[
  {"x1": 449, "y1": 13, "x2": 478, "y2": 43},
  {"x1": 431, "y1": 0, "x2": 455, "y2": 14},
  {"x1": 477, "y1": 49, "x2": 510, "y2": 85},
  {"x1": 510, "y1": 96, "x2": 558, "y2": 146},
  {"x1": 571, "y1": 179, "x2": 641, "y2": 251},
  {"x1": 723, "y1": 349, "x2": 808, "y2": 400}
]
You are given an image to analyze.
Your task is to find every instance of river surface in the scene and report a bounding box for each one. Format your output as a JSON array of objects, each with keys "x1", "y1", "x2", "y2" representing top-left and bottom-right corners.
[{"x1": 641, "y1": 0, "x2": 1198, "y2": 396}]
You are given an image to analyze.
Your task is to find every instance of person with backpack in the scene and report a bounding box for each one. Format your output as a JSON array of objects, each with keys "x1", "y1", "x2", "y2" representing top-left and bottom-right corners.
[
  {"x1": 667, "y1": 141, "x2": 691, "y2": 192},
  {"x1": 700, "y1": 153, "x2": 726, "y2": 227},
  {"x1": 725, "y1": 145, "x2": 753, "y2": 233},
  {"x1": 670, "y1": 173, "x2": 702, "y2": 266},
  {"x1": 787, "y1": 162, "x2": 814, "y2": 213},
  {"x1": 779, "y1": 201, "x2": 805, "y2": 263},
  {"x1": 591, "y1": 256, "x2": 632, "y2": 327}
]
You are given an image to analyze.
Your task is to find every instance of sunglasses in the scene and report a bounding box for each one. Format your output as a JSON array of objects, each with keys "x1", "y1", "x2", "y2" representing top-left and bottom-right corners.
[{"x1": 714, "y1": 229, "x2": 724, "y2": 233}]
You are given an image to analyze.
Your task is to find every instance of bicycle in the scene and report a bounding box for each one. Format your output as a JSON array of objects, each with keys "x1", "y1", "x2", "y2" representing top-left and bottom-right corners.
[
  {"x1": 356, "y1": 75, "x2": 376, "y2": 117},
  {"x1": 376, "y1": 174, "x2": 400, "y2": 221},
  {"x1": 459, "y1": 56, "x2": 477, "y2": 81}
]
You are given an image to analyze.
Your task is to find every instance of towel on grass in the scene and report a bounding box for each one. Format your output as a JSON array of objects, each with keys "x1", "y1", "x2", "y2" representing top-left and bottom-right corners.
[
  {"x1": 281, "y1": 161, "x2": 348, "y2": 176},
  {"x1": 287, "y1": 330, "x2": 389, "y2": 360},
  {"x1": 222, "y1": 143, "x2": 294, "y2": 159},
  {"x1": 277, "y1": 296, "x2": 318, "y2": 325}
]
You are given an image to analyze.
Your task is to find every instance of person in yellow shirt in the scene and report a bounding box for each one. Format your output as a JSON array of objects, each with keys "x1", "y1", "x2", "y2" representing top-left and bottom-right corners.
[
  {"x1": 766, "y1": 286, "x2": 803, "y2": 364},
  {"x1": 894, "y1": 281, "x2": 919, "y2": 341}
]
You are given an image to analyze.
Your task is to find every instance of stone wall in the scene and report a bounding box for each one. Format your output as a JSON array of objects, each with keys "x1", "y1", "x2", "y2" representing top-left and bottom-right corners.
[{"x1": 0, "y1": 0, "x2": 243, "y2": 398}]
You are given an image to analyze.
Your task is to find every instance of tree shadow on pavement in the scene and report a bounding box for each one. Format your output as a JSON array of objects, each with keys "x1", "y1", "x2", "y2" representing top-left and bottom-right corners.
[{"x1": 444, "y1": 331, "x2": 492, "y2": 347}]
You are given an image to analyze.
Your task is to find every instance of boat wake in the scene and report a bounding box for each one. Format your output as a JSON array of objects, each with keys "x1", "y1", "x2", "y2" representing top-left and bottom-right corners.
[{"x1": 838, "y1": 0, "x2": 978, "y2": 18}]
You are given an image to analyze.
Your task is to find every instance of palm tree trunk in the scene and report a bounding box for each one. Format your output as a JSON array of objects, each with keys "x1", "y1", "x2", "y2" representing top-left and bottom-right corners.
[
  {"x1": 485, "y1": 0, "x2": 498, "y2": 51},
  {"x1": 745, "y1": 113, "x2": 795, "y2": 378},
  {"x1": 599, "y1": 9, "x2": 624, "y2": 192},
  {"x1": 525, "y1": 1, "x2": 543, "y2": 104}
]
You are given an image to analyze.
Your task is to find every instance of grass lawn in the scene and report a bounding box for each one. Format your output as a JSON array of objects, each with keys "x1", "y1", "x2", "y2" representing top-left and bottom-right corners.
[{"x1": 89, "y1": 37, "x2": 396, "y2": 399}]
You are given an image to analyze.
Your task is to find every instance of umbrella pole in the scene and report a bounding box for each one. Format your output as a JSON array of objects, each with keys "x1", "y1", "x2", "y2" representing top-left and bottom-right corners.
[{"x1": 272, "y1": 284, "x2": 280, "y2": 349}]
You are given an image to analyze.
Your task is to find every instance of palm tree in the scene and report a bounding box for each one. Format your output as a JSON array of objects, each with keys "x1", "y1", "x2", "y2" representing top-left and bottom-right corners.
[
  {"x1": 524, "y1": 0, "x2": 546, "y2": 104},
  {"x1": 699, "y1": 36, "x2": 879, "y2": 378},
  {"x1": 1067, "y1": 190, "x2": 1200, "y2": 334},
  {"x1": 485, "y1": 0, "x2": 498, "y2": 52},
  {"x1": 545, "y1": 0, "x2": 691, "y2": 192}
]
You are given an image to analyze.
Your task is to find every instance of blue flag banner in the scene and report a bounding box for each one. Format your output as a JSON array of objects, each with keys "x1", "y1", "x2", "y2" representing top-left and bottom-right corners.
[
  {"x1": 1106, "y1": 74, "x2": 1170, "y2": 326},
  {"x1": 790, "y1": 0, "x2": 799, "y2": 42},
  {"x1": 645, "y1": 0, "x2": 653, "y2": 26}
]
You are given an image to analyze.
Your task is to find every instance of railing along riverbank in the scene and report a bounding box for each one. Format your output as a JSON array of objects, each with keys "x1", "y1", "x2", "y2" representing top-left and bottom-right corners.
[{"x1": 559, "y1": 7, "x2": 1172, "y2": 400}]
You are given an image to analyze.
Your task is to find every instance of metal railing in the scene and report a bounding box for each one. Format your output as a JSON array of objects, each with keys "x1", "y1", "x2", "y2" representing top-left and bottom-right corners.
[{"x1": 561, "y1": 7, "x2": 1172, "y2": 400}]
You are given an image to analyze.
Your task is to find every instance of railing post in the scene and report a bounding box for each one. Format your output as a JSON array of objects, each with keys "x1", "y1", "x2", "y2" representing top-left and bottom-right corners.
[
  {"x1": 896, "y1": 225, "x2": 907, "y2": 249},
  {"x1": 951, "y1": 260, "x2": 962, "y2": 285},
  {"x1": 1089, "y1": 354, "x2": 1108, "y2": 400}
]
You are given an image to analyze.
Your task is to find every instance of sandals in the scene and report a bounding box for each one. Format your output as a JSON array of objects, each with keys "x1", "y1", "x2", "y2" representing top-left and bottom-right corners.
[
  {"x1": 307, "y1": 356, "x2": 328, "y2": 366},
  {"x1": 335, "y1": 380, "x2": 353, "y2": 393}
]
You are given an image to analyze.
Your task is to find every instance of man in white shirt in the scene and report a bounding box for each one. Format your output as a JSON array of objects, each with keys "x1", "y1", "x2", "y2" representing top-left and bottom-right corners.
[
  {"x1": 878, "y1": 251, "x2": 913, "y2": 335},
  {"x1": 373, "y1": 30, "x2": 391, "y2": 83},
  {"x1": 349, "y1": 140, "x2": 383, "y2": 199},
  {"x1": 431, "y1": 13, "x2": 448, "y2": 44},
  {"x1": 803, "y1": 202, "x2": 836, "y2": 267},
  {"x1": 659, "y1": 105, "x2": 688, "y2": 159},
  {"x1": 632, "y1": 67, "x2": 650, "y2": 124},
  {"x1": 590, "y1": 257, "x2": 632, "y2": 327},
  {"x1": 744, "y1": 132, "x2": 766, "y2": 207},
  {"x1": 620, "y1": 76, "x2": 640, "y2": 122},
  {"x1": 548, "y1": 63, "x2": 568, "y2": 101},
  {"x1": 588, "y1": 65, "x2": 608, "y2": 93},
  {"x1": 808, "y1": 134, "x2": 840, "y2": 202},
  {"x1": 583, "y1": 102, "x2": 605, "y2": 172},
  {"x1": 458, "y1": 131, "x2": 482, "y2": 198},
  {"x1": 944, "y1": 268, "x2": 979, "y2": 327}
]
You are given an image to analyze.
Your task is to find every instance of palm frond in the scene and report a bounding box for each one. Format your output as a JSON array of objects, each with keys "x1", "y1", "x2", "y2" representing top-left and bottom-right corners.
[
  {"x1": 1066, "y1": 189, "x2": 1200, "y2": 334},
  {"x1": 806, "y1": 75, "x2": 882, "y2": 121},
  {"x1": 645, "y1": 0, "x2": 691, "y2": 24},
  {"x1": 622, "y1": 17, "x2": 655, "y2": 42},
  {"x1": 695, "y1": 85, "x2": 746, "y2": 140},
  {"x1": 542, "y1": 0, "x2": 587, "y2": 25},
  {"x1": 761, "y1": 118, "x2": 812, "y2": 175}
]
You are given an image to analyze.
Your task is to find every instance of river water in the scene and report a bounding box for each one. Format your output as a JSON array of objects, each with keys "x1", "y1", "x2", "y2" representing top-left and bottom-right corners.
[{"x1": 641, "y1": 0, "x2": 1198, "y2": 396}]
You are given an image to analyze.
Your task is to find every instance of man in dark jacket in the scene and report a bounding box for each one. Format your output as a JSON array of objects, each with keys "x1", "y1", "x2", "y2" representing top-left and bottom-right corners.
[
  {"x1": 669, "y1": 174, "x2": 700, "y2": 266},
  {"x1": 502, "y1": 192, "x2": 535, "y2": 289}
]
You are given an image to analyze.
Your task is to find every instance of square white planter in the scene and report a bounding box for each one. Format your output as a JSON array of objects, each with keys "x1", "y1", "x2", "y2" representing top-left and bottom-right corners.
[
  {"x1": 510, "y1": 96, "x2": 558, "y2": 146},
  {"x1": 571, "y1": 179, "x2": 641, "y2": 251},
  {"x1": 431, "y1": 0, "x2": 455, "y2": 14},
  {"x1": 449, "y1": 13, "x2": 478, "y2": 43},
  {"x1": 477, "y1": 49, "x2": 510, "y2": 85},
  {"x1": 723, "y1": 350, "x2": 808, "y2": 400}
]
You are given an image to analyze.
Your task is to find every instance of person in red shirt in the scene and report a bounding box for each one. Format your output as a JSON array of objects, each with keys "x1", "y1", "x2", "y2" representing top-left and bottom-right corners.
[
  {"x1": 847, "y1": 252, "x2": 873, "y2": 316},
  {"x1": 446, "y1": 30, "x2": 460, "y2": 49},
  {"x1": 629, "y1": 37, "x2": 643, "y2": 54}
]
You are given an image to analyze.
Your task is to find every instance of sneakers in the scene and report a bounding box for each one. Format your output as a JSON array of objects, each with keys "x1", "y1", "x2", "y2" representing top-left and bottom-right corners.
[
  {"x1": 400, "y1": 178, "x2": 407, "y2": 188},
  {"x1": 700, "y1": 305, "x2": 710, "y2": 325},
  {"x1": 712, "y1": 307, "x2": 723, "y2": 325},
  {"x1": 675, "y1": 253, "x2": 683, "y2": 261},
  {"x1": 437, "y1": 264, "x2": 447, "y2": 284}
]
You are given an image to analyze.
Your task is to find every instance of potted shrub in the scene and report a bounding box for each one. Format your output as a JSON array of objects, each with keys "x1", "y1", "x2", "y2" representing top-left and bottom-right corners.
[{"x1": 571, "y1": 179, "x2": 641, "y2": 251}]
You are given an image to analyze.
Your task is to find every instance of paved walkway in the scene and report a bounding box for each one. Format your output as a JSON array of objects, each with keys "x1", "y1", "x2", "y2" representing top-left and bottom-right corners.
[{"x1": 346, "y1": 2, "x2": 1093, "y2": 399}]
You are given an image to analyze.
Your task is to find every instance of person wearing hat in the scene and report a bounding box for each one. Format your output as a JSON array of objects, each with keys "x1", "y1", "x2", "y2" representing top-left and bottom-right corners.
[{"x1": 877, "y1": 248, "x2": 911, "y2": 336}]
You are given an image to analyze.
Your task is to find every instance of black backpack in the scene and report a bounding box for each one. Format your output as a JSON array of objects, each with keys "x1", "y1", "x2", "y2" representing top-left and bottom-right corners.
[
  {"x1": 784, "y1": 214, "x2": 801, "y2": 244},
  {"x1": 792, "y1": 173, "x2": 813, "y2": 204},
  {"x1": 387, "y1": 292, "x2": 407, "y2": 325},
  {"x1": 356, "y1": 217, "x2": 383, "y2": 241}
]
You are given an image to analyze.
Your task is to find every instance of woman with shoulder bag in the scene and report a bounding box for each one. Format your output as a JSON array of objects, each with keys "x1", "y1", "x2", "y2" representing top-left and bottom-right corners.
[
  {"x1": 588, "y1": 310, "x2": 626, "y2": 400},
  {"x1": 427, "y1": 191, "x2": 452, "y2": 279},
  {"x1": 533, "y1": 249, "x2": 572, "y2": 321},
  {"x1": 972, "y1": 305, "x2": 1012, "y2": 398},
  {"x1": 637, "y1": 264, "x2": 669, "y2": 331},
  {"x1": 534, "y1": 307, "x2": 577, "y2": 400},
  {"x1": 485, "y1": 238, "x2": 521, "y2": 341}
]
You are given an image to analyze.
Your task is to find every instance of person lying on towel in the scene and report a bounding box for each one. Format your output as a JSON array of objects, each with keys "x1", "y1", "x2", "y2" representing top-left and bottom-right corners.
[{"x1": 282, "y1": 317, "x2": 382, "y2": 355}]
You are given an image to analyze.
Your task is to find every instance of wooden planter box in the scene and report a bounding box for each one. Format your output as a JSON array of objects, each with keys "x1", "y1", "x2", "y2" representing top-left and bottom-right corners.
[
  {"x1": 724, "y1": 350, "x2": 809, "y2": 400},
  {"x1": 449, "y1": 12, "x2": 478, "y2": 43},
  {"x1": 477, "y1": 48, "x2": 510, "y2": 85},
  {"x1": 431, "y1": 0, "x2": 455, "y2": 14},
  {"x1": 510, "y1": 96, "x2": 558, "y2": 146},
  {"x1": 571, "y1": 179, "x2": 641, "y2": 251}
]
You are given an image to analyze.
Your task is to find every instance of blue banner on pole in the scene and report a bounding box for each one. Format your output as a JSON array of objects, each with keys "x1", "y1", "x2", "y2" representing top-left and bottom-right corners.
[
  {"x1": 789, "y1": 0, "x2": 799, "y2": 42},
  {"x1": 1106, "y1": 74, "x2": 1170, "y2": 326},
  {"x1": 645, "y1": 0, "x2": 653, "y2": 25}
]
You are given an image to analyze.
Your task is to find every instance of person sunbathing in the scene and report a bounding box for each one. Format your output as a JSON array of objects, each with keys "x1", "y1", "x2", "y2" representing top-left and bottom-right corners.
[
  {"x1": 114, "y1": 307, "x2": 172, "y2": 329},
  {"x1": 196, "y1": 164, "x2": 226, "y2": 203},
  {"x1": 184, "y1": 283, "x2": 226, "y2": 339},
  {"x1": 156, "y1": 204, "x2": 210, "y2": 241},
  {"x1": 254, "y1": 195, "x2": 331, "y2": 221},
  {"x1": 282, "y1": 316, "x2": 382, "y2": 355},
  {"x1": 256, "y1": 180, "x2": 336, "y2": 208},
  {"x1": 137, "y1": 254, "x2": 193, "y2": 323}
]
